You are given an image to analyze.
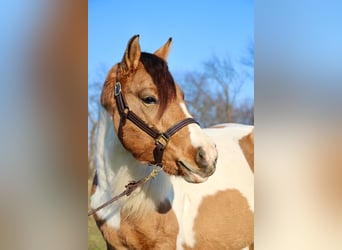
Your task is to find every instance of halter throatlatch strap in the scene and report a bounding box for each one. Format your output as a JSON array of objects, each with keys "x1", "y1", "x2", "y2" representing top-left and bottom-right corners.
[{"x1": 114, "y1": 81, "x2": 199, "y2": 167}]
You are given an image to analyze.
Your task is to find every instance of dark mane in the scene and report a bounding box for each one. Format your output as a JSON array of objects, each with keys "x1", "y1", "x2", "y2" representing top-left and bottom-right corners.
[{"x1": 140, "y1": 52, "x2": 176, "y2": 118}]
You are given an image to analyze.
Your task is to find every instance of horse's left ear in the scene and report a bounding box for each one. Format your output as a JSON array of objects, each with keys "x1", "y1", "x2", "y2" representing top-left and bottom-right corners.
[
  {"x1": 121, "y1": 34, "x2": 141, "y2": 72},
  {"x1": 154, "y1": 37, "x2": 172, "y2": 61}
]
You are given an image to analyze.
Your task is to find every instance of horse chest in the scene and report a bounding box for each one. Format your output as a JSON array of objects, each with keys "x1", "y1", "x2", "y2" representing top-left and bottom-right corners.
[
  {"x1": 98, "y1": 207, "x2": 179, "y2": 249},
  {"x1": 98, "y1": 189, "x2": 254, "y2": 250}
]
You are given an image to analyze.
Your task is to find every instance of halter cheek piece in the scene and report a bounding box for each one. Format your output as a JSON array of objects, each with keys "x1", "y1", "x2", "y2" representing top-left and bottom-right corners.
[{"x1": 114, "y1": 81, "x2": 199, "y2": 167}]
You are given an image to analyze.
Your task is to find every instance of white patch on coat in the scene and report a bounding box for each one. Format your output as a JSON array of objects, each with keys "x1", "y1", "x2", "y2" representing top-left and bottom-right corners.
[
  {"x1": 170, "y1": 123, "x2": 254, "y2": 248},
  {"x1": 179, "y1": 102, "x2": 218, "y2": 166},
  {"x1": 203, "y1": 124, "x2": 254, "y2": 211}
]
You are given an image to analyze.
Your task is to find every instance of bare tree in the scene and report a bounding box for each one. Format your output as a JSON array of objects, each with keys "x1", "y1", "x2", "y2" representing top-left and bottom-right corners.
[
  {"x1": 88, "y1": 82, "x2": 100, "y2": 177},
  {"x1": 240, "y1": 40, "x2": 254, "y2": 74},
  {"x1": 203, "y1": 56, "x2": 240, "y2": 123},
  {"x1": 182, "y1": 72, "x2": 217, "y2": 126},
  {"x1": 88, "y1": 65, "x2": 108, "y2": 177},
  {"x1": 88, "y1": 111, "x2": 98, "y2": 176},
  {"x1": 179, "y1": 53, "x2": 254, "y2": 127},
  {"x1": 234, "y1": 99, "x2": 254, "y2": 125}
]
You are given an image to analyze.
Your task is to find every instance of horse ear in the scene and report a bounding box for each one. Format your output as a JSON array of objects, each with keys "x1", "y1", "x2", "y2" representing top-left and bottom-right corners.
[
  {"x1": 154, "y1": 37, "x2": 172, "y2": 61},
  {"x1": 121, "y1": 34, "x2": 141, "y2": 71}
]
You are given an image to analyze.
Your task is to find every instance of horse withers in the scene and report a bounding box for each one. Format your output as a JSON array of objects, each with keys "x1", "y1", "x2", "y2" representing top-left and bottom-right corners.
[{"x1": 90, "y1": 35, "x2": 254, "y2": 250}]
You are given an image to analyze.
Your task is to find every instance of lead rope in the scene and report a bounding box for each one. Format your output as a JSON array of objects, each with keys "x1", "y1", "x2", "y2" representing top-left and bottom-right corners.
[{"x1": 88, "y1": 165, "x2": 162, "y2": 217}]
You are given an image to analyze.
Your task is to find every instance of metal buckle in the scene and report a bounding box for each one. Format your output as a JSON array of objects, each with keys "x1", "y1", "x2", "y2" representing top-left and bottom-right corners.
[
  {"x1": 114, "y1": 82, "x2": 121, "y2": 96},
  {"x1": 122, "y1": 106, "x2": 130, "y2": 115},
  {"x1": 155, "y1": 133, "x2": 169, "y2": 148}
]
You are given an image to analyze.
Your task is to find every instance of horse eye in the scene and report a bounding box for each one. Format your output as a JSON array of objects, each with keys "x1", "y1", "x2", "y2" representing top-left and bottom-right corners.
[{"x1": 142, "y1": 96, "x2": 157, "y2": 104}]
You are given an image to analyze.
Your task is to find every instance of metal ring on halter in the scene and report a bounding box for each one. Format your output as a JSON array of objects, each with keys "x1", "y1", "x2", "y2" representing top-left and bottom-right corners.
[
  {"x1": 122, "y1": 106, "x2": 130, "y2": 115},
  {"x1": 114, "y1": 82, "x2": 122, "y2": 96}
]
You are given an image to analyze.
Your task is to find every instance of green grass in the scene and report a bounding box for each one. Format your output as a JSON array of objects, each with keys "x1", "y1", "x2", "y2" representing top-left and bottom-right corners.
[
  {"x1": 88, "y1": 216, "x2": 106, "y2": 250},
  {"x1": 88, "y1": 180, "x2": 106, "y2": 250}
]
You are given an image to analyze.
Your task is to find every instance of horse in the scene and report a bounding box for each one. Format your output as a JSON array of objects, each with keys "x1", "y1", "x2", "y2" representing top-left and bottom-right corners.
[{"x1": 90, "y1": 35, "x2": 254, "y2": 250}]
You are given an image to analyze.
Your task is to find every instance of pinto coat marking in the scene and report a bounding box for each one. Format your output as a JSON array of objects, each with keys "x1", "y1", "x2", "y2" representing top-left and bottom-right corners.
[
  {"x1": 90, "y1": 35, "x2": 254, "y2": 249},
  {"x1": 91, "y1": 110, "x2": 254, "y2": 249},
  {"x1": 239, "y1": 129, "x2": 254, "y2": 172}
]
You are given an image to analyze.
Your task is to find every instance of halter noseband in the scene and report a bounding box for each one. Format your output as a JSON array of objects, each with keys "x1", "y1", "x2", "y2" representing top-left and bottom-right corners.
[{"x1": 114, "y1": 81, "x2": 199, "y2": 167}]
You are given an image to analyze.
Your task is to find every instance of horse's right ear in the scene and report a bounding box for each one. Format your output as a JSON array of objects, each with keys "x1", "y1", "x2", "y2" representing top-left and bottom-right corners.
[
  {"x1": 154, "y1": 37, "x2": 172, "y2": 61},
  {"x1": 121, "y1": 34, "x2": 141, "y2": 72}
]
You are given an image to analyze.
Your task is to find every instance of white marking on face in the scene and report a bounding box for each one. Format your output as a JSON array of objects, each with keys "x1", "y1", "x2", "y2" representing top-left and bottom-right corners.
[
  {"x1": 179, "y1": 102, "x2": 218, "y2": 166},
  {"x1": 179, "y1": 102, "x2": 192, "y2": 118}
]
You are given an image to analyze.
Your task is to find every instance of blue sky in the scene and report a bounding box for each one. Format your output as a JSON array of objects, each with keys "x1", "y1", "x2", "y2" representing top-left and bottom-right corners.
[{"x1": 88, "y1": 0, "x2": 254, "y2": 100}]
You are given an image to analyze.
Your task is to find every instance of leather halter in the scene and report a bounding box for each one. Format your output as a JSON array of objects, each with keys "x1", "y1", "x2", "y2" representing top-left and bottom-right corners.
[{"x1": 114, "y1": 81, "x2": 199, "y2": 167}]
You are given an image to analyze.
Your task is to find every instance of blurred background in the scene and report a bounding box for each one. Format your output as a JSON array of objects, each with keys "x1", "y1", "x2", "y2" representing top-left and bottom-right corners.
[{"x1": 0, "y1": 0, "x2": 341, "y2": 249}]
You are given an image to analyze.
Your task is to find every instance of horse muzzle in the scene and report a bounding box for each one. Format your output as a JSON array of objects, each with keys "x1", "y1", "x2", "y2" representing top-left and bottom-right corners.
[{"x1": 177, "y1": 146, "x2": 217, "y2": 183}]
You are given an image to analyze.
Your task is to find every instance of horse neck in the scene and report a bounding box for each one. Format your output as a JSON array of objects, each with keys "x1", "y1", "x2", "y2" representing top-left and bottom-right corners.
[{"x1": 95, "y1": 107, "x2": 173, "y2": 214}]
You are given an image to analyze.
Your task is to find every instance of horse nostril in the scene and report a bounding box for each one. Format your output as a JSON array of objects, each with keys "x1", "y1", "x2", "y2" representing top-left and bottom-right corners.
[
  {"x1": 196, "y1": 147, "x2": 208, "y2": 168},
  {"x1": 199, "y1": 150, "x2": 205, "y2": 160}
]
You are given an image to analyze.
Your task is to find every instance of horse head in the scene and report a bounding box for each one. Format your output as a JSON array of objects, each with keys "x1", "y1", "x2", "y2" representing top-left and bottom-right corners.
[{"x1": 101, "y1": 35, "x2": 217, "y2": 183}]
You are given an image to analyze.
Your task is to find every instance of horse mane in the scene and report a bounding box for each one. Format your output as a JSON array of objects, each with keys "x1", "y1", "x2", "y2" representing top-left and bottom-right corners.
[{"x1": 140, "y1": 52, "x2": 176, "y2": 119}]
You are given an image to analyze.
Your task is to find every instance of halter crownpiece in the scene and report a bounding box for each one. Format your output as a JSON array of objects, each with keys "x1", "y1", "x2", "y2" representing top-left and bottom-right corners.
[{"x1": 114, "y1": 81, "x2": 199, "y2": 167}]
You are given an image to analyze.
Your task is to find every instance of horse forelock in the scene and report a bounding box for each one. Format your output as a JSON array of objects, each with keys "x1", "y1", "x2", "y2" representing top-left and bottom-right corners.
[
  {"x1": 101, "y1": 53, "x2": 177, "y2": 120},
  {"x1": 140, "y1": 52, "x2": 177, "y2": 119}
]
